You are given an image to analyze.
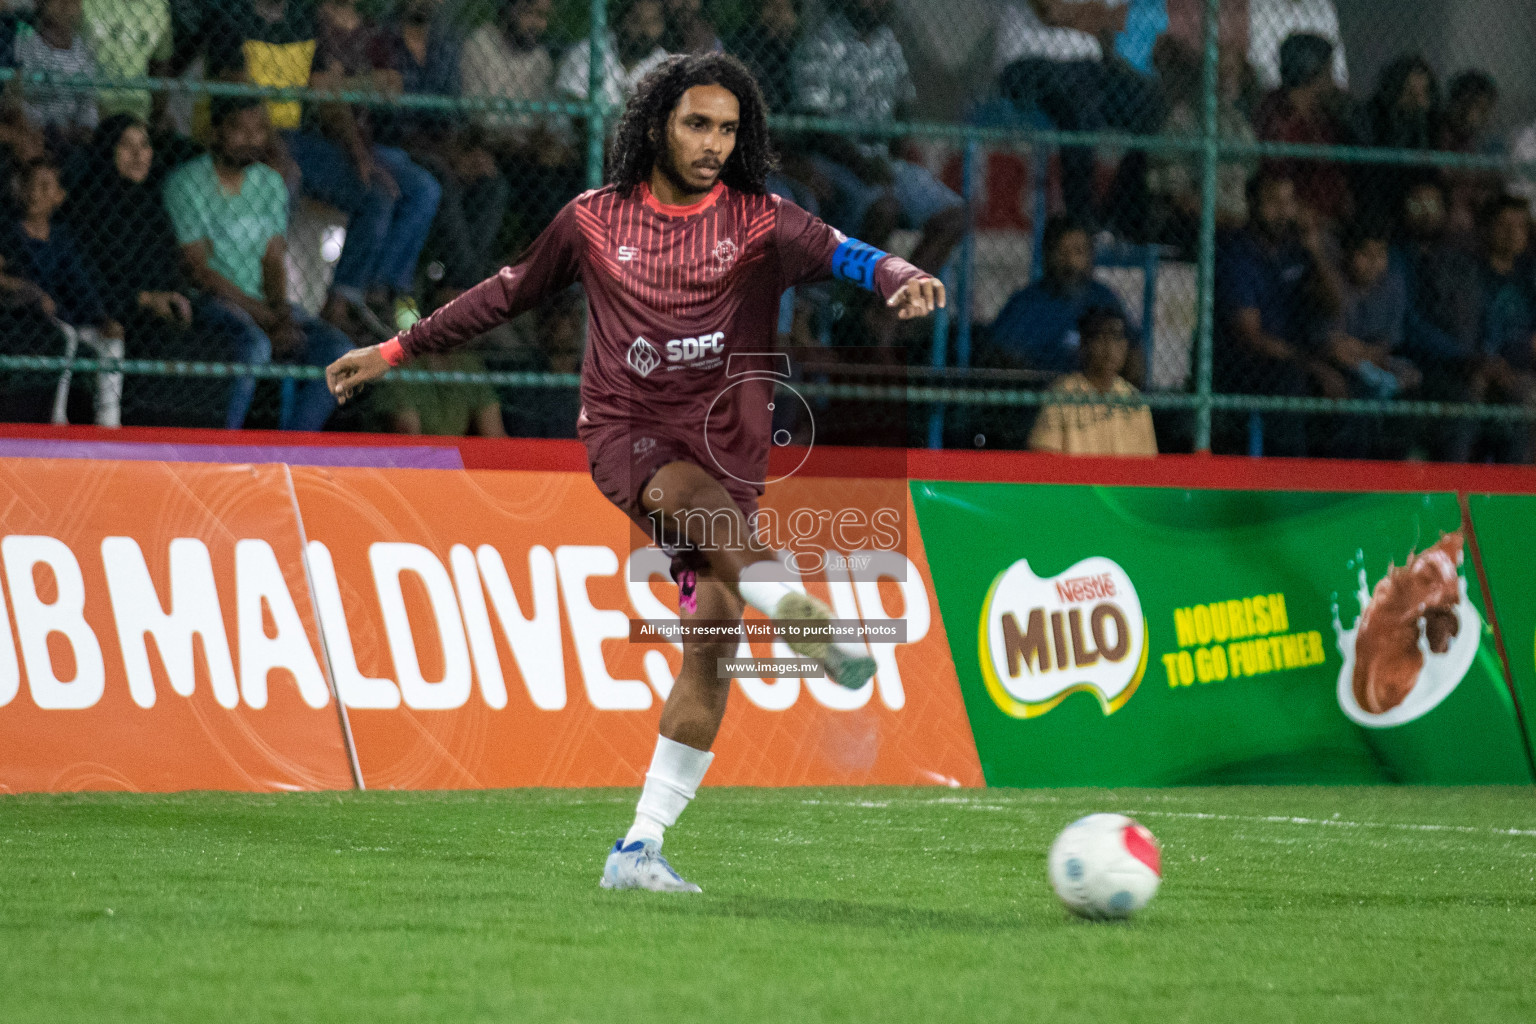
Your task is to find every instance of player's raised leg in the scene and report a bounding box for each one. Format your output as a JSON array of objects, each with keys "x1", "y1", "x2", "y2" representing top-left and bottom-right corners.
[
  {"x1": 642, "y1": 460, "x2": 877, "y2": 690},
  {"x1": 603, "y1": 571, "x2": 741, "y2": 893}
]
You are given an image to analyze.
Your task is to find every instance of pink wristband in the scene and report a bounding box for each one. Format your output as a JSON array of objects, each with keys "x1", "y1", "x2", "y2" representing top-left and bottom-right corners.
[{"x1": 378, "y1": 337, "x2": 406, "y2": 366}]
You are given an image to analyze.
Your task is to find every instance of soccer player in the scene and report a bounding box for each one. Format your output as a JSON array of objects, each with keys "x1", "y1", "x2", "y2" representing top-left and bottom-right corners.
[{"x1": 324, "y1": 52, "x2": 945, "y2": 893}]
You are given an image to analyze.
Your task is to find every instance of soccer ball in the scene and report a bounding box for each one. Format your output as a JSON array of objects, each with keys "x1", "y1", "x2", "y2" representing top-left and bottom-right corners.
[{"x1": 1047, "y1": 813, "x2": 1162, "y2": 920}]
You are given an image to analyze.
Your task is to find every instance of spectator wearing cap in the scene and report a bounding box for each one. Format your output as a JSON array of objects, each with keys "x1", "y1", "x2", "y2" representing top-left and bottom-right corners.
[{"x1": 1028, "y1": 307, "x2": 1157, "y2": 455}]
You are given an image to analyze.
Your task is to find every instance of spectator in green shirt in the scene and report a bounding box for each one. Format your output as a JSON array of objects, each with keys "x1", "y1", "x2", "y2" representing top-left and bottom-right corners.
[{"x1": 163, "y1": 96, "x2": 354, "y2": 431}]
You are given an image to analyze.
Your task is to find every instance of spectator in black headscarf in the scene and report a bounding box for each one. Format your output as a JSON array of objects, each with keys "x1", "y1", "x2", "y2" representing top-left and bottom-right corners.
[{"x1": 65, "y1": 114, "x2": 222, "y2": 424}]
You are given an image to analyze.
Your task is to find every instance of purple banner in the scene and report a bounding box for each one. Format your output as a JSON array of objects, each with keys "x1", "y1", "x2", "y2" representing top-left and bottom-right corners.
[{"x1": 0, "y1": 439, "x2": 465, "y2": 470}]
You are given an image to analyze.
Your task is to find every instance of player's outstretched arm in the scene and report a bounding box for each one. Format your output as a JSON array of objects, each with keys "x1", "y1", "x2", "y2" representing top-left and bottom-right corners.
[
  {"x1": 327, "y1": 344, "x2": 391, "y2": 405},
  {"x1": 886, "y1": 276, "x2": 947, "y2": 320}
]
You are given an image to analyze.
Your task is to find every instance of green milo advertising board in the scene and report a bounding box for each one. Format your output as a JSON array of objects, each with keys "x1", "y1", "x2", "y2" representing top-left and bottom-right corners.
[
  {"x1": 911, "y1": 483, "x2": 1533, "y2": 786},
  {"x1": 1467, "y1": 494, "x2": 1536, "y2": 755}
]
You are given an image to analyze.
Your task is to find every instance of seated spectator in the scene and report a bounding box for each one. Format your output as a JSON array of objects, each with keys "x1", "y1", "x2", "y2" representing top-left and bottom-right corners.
[
  {"x1": 14, "y1": 0, "x2": 99, "y2": 152},
  {"x1": 1467, "y1": 195, "x2": 1536, "y2": 462},
  {"x1": 67, "y1": 115, "x2": 214, "y2": 423},
  {"x1": 370, "y1": 0, "x2": 508, "y2": 303},
  {"x1": 378, "y1": 352, "x2": 506, "y2": 437},
  {"x1": 1390, "y1": 177, "x2": 1483, "y2": 461},
  {"x1": 0, "y1": 156, "x2": 123, "y2": 425},
  {"x1": 1029, "y1": 307, "x2": 1157, "y2": 455},
  {"x1": 1214, "y1": 170, "x2": 1344, "y2": 457},
  {"x1": 1435, "y1": 70, "x2": 1504, "y2": 237},
  {"x1": 995, "y1": 0, "x2": 1165, "y2": 229},
  {"x1": 1254, "y1": 33, "x2": 1352, "y2": 226},
  {"x1": 207, "y1": 0, "x2": 442, "y2": 340},
  {"x1": 988, "y1": 214, "x2": 1143, "y2": 380},
  {"x1": 1355, "y1": 55, "x2": 1439, "y2": 228},
  {"x1": 81, "y1": 0, "x2": 173, "y2": 123},
  {"x1": 163, "y1": 97, "x2": 354, "y2": 432},
  {"x1": 1146, "y1": 39, "x2": 1257, "y2": 253},
  {"x1": 663, "y1": 0, "x2": 720, "y2": 55},
  {"x1": 556, "y1": 0, "x2": 670, "y2": 107},
  {"x1": 793, "y1": 0, "x2": 965, "y2": 275},
  {"x1": 1319, "y1": 221, "x2": 1422, "y2": 458},
  {"x1": 1248, "y1": 0, "x2": 1347, "y2": 92},
  {"x1": 459, "y1": 0, "x2": 577, "y2": 245}
]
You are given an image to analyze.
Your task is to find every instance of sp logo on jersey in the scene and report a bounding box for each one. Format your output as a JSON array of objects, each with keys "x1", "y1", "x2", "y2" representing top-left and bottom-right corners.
[
  {"x1": 617, "y1": 245, "x2": 640, "y2": 262},
  {"x1": 626, "y1": 336, "x2": 661, "y2": 376}
]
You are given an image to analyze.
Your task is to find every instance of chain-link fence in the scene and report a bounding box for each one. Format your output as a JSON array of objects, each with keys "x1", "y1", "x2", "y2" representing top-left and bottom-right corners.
[{"x1": 0, "y1": 0, "x2": 1533, "y2": 461}]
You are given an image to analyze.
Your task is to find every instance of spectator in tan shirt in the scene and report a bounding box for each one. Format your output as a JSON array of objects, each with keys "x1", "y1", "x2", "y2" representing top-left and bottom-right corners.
[{"x1": 1029, "y1": 308, "x2": 1158, "y2": 455}]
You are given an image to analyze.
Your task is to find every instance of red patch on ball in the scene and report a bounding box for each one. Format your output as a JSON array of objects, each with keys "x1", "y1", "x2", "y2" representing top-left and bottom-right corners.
[{"x1": 1122, "y1": 822, "x2": 1161, "y2": 877}]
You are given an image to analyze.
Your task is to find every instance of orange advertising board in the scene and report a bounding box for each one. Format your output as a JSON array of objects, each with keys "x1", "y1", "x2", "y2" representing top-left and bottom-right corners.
[
  {"x1": 0, "y1": 458, "x2": 354, "y2": 792},
  {"x1": 289, "y1": 466, "x2": 983, "y2": 789}
]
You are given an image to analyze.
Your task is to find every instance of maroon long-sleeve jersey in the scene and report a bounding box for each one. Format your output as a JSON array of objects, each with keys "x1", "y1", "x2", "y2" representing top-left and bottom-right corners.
[{"x1": 393, "y1": 181, "x2": 925, "y2": 491}]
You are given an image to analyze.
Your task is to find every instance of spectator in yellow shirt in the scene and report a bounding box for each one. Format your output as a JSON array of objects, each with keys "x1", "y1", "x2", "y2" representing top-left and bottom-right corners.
[{"x1": 1029, "y1": 308, "x2": 1158, "y2": 456}]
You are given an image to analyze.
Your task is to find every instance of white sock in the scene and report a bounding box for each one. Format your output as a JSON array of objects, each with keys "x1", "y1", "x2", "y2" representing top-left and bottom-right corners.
[
  {"x1": 737, "y1": 561, "x2": 794, "y2": 618},
  {"x1": 624, "y1": 735, "x2": 714, "y2": 850}
]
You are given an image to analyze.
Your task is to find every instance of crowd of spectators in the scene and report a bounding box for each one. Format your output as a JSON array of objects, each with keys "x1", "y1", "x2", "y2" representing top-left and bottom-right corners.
[{"x1": 0, "y1": 0, "x2": 1528, "y2": 463}]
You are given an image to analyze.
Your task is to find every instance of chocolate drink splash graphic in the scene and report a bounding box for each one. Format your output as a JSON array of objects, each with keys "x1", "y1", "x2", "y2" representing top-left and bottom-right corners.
[{"x1": 1334, "y1": 532, "x2": 1480, "y2": 726}]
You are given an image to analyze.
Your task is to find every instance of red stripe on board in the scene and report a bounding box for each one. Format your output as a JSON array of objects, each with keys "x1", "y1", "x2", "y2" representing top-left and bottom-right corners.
[{"x1": 8, "y1": 427, "x2": 1536, "y2": 496}]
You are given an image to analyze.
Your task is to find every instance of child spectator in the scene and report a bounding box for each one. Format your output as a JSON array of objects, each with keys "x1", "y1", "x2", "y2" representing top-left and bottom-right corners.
[
  {"x1": 1028, "y1": 308, "x2": 1157, "y2": 455},
  {"x1": 0, "y1": 157, "x2": 123, "y2": 425}
]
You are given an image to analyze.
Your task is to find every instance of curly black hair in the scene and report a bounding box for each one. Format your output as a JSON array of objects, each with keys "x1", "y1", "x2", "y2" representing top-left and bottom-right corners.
[{"x1": 607, "y1": 52, "x2": 778, "y2": 197}]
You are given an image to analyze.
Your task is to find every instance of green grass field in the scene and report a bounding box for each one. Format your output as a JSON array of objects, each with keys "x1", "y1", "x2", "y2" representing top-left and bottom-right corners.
[{"x1": 2, "y1": 786, "x2": 1535, "y2": 1022}]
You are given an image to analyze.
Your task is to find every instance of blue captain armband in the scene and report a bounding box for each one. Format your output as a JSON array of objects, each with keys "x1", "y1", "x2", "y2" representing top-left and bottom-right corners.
[{"x1": 831, "y1": 238, "x2": 888, "y2": 291}]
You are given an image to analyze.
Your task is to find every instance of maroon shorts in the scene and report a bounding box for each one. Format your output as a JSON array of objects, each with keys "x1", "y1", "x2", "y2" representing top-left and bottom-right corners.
[{"x1": 580, "y1": 421, "x2": 761, "y2": 583}]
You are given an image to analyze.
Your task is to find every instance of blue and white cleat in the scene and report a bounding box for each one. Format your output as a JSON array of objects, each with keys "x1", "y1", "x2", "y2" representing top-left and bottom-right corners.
[{"x1": 600, "y1": 839, "x2": 702, "y2": 893}]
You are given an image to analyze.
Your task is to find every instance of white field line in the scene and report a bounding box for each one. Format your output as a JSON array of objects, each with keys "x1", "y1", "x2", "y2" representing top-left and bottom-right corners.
[
  {"x1": 799, "y1": 797, "x2": 1536, "y2": 838},
  {"x1": 1126, "y1": 809, "x2": 1536, "y2": 839}
]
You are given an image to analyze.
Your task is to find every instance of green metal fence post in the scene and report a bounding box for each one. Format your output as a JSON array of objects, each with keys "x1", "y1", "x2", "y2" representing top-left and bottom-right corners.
[
  {"x1": 585, "y1": 0, "x2": 608, "y2": 189},
  {"x1": 1193, "y1": 0, "x2": 1222, "y2": 452}
]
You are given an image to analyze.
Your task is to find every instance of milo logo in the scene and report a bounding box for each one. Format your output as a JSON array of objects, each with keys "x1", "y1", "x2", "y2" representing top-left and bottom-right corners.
[{"x1": 979, "y1": 557, "x2": 1148, "y2": 718}]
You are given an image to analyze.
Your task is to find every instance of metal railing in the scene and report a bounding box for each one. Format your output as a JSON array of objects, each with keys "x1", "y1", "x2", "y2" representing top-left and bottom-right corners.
[{"x1": 2, "y1": 0, "x2": 1534, "y2": 452}]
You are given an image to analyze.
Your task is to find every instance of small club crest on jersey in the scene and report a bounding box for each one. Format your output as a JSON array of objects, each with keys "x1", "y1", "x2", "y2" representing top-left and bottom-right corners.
[
  {"x1": 627, "y1": 336, "x2": 661, "y2": 376},
  {"x1": 633, "y1": 436, "x2": 657, "y2": 455},
  {"x1": 713, "y1": 238, "x2": 738, "y2": 272}
]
